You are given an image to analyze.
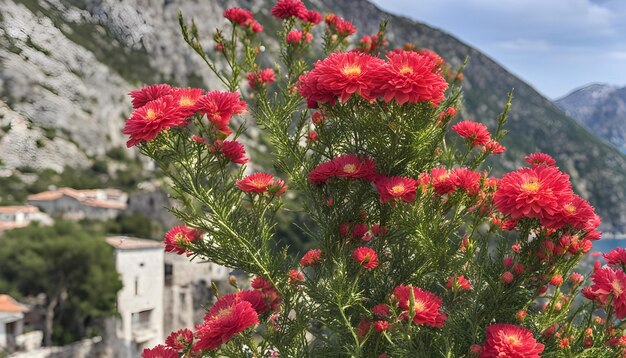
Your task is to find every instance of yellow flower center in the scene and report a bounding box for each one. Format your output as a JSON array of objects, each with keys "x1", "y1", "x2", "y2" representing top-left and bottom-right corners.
[
  {"x1": 414, "y1": 300, "x2": 425, "y2": 313},
  {"x1": 564, "y1": 203, "x2": 577, "y2": 214},
  {"x1": 506, "y1": 334, "x2": 522, "y2": 346},
  {"x1": 613, "y1": 279, "x2": 623, "y2": 295},
  {"x1": 145, "y1": 109, "x2": 157, "y2": 121},
  {"x1": 521, "y1": 179, "x2": 540, "y2": 193},
  {"x1": 343, "y1": 164, "x2": 357, "y2": 174},
  {"x1": 391, "y1": 184, "x2": 405, "y2": 195},
  {"x1": 342, "y1": 64, "x2": 362, "y2": 78},
  {"x1": 179, "y1": 96, "x2": 195, "y2": 107},
  {"x1": 399, "y1": 65, "x2": 413, "y2": 75},
  {"x1": 174, "y1": 233, "x2": 186, "y2": 244}
]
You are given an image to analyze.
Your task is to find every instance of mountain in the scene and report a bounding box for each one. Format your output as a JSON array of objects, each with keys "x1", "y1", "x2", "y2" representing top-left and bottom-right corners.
[
  {"x1": 556, "y1": 83, "x2": 626, "y2": 154},
  {"x1": 1, "y1": 0, "x2": 625, "y2": 234}
]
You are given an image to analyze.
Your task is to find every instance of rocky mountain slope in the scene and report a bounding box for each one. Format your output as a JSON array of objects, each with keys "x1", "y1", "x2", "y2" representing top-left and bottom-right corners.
[
  {"x1": 556, "y1": 83, "x2": 626, "y2": 154},
  {"x1": 1, "y1": 0, "x2": 625, "y2": 233}
]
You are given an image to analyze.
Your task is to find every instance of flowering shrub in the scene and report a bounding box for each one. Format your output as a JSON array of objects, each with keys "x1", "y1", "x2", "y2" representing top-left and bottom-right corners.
[{"x1": 128, "y1": 1, "x2": 623, "y2": 357}]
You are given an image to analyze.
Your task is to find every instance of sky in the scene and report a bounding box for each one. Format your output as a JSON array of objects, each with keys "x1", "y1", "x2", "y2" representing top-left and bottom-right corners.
[{"x1": 370, "y1": 0, "x2": 626, "y2": 99}]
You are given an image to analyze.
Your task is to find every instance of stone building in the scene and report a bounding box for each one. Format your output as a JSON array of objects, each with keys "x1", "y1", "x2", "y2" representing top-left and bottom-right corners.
[
  {"x1": 163, "y1": 252, "x2": 229, "y2": 335},
  {"x1": 105, "y1": 236, "x2": 163, "y2": 357},
  {"x1": 27, "y1": 188, "x2": 127, "y2": 221},
  {"x1": 0, "y1": 205, "x2": 52, "y2": 231},
  {"x1": 0, "y1": 294, "x2": 28, "y2": 350}
]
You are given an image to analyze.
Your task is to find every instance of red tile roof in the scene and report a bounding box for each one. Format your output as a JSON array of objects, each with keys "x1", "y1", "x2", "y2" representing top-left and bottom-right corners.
[
  {"x1": 27, "y1": 188, "x2": 127, "y2": 209},
  {"x1": 0, "y1": 205, "x2": 40, "y2": 214},
  {"x1": 0, "y1": 295, "x2": 28, "y2": 313}
]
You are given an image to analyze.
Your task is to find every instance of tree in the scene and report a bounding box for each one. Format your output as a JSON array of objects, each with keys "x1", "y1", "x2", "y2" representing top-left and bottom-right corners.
[{"x1": 0, "y1": 221, "x2": 122, "y2": 346}]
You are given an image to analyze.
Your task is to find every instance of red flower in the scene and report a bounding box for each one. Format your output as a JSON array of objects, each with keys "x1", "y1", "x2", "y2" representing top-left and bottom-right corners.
[
  {"x1": 164, "y1": 226, "x2": 201, "y2": 255},
  {"x1": 308, "y1": 161, "x2": 337, "y2": 185},
  {"x1": 446, "y1": 275, "x2": 472, "y2": 292},
  {"x1": 480, "y1": 323, "x2": 545, "y2": 358},
  {"x1": 570, "y1": 272, "x2": 584, "y2": 285},
  {"x1": 375, "y1": 176, "x2": 417, "y2": 204},
  {"x1": 525, "y1": 152, "x2": 556, "y2": 167},
  {"x1": 165, "y1": 328, "x2": 193, "y2": 350},
  {"x1": 298, "y1": 52, "x2": 385, "y2": 106},
  {"x1": 311, "y1": 112, "x2": 325, "y2": 125},
  {"x1": 333, "y1": 154, "x2": 377, "y2": 181},
  {"x1": 393, "y1": 285, "x2": 447, "y2": 328},
  {"x1": 130, "y1": 84, "x2": 173, "y2": 109},
  {"x1": 236, "y1": 290, "x2": 269, "y2": 315},
  {"x1": 540, "y1": 194, "x2": 597, "y2": 230},
  {"x1": 325, "y1": 14, "x2": 357, "y2": 36},
  {"x1": 288, "y1": 269, "x2": 304, "y2": 284},
  {"x1": 451, "y1": 120, "x2": 491, "y2": 146},
  {"x1": 251, "y1": 22, "x2": 263, "y2": 33},
  {"x1": 193, "y1": 299, "x2": 258, "y2": 351},
  {"x1": 374, "y1": 320, "x2": 389, "y2": 332},
  {"x1": 451, "y1": 168, "x2": 481, "y2": 195},
  {"x1": 605, "y1": 248, "x2": 626, "y2": 268},
  {"x1": 306, "y1": 130, "x2": 318, "y2": 142},
  {"x1": 589, "y1": 267, "x2": 626, "y2": 319},
  {"x1": 123, "y1": 95, "x2": 186, "y2": 147},
  {"x1": 483, "y1": 140, "x2": 506, "y2": 154},
  {"x1": 224, "y1": 7, "x2": 254, "y2": 27},
  {"x1": 372, "y1": 304, "x2": 390, "y2": 317},
  {"x1": 494, "y1": 166, "x2": 573, "y2": 220},
  {"x1": 251, "y1": 277, "x2": 282, "y2": 311},
  {"x1": 300, "y1": 249, "x2": 322, "y2": 266},
  {"x1": 352, "y1": 247, "x2": 379, "y2": 269},
  {"x1": 430, "y1": 167, "x2": 457, "y2": 195},
  {"x1": 221, "y1": 140, "x2": 249, "y2": 164},
  {"x1": 248, "y1": 68, "x2": 276, "y2": 89},
  {"x1": 142, "y1": 345, "x2": 178, "y2": 358},
  {"x1": 550, "y1": 274, "x2": 563, "y2": 286},
  {"x1": 196, "y1": 91, "x2": 247, "y2": 135},
  {"x1": 301, "y1": 10, "x2": 322, "y2": 25},
  {"x1": 286, "y1": 30, "x2": 304, "y2": 44},
  {"x1": 171, "y1": 87, "x2": 204, "y2": 117},
  {"x1": 515, "y1": 310, "x2": 527, "y2": 322},
  {"x1": 271, "y1": 0, "x2": 307, "y2": 19},
  {"x1": 501, "y1": 271, "x2": 514, "y2": 284},
  {"x1": 236, "y1": 173, "x2": 276, "y2": 193},
  {"x1": 371, "y1": 50, "x2": 448, "y2": 105}
]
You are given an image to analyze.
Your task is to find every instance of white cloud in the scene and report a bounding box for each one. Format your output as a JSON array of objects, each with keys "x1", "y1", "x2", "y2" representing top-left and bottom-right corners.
[{"x1": 496, "y1": 39, "x2": 550, "y2": 52}]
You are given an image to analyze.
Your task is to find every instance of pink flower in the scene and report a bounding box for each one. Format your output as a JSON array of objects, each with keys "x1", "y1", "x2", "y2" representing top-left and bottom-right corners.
[
  {"x1": 451, "y1": 120, "x2": 491, "y2": 146},
  {"x1": 288, "y1": 269, "x2": 304, "y2": 284},
  {"x1": 375, "y1": 176, "x2": 418, "y2": 204},
  {"x1": 286, "y1": 30, "x2": 304, "y2": 44},
  {"x1": 494, "y1": 166, "x2": 573, "y2": 220},
  {"x1": 165, "y1": 328, "x2": 193, "y2": 350},
  {"x1": 480, "y1": 324, "x2": 544, "y2": 358},
  {"x1": 142, "y1": 345, "x2": 178, "y2": 358},
  {"x1": 300, "y1": 249, "x2": 322, "y2": 266},
  {"x1": 164, "y1": 226, "x2": 202, "y2": 255},
  {"x1": 123, "y1": 95, "x2": 186, "y2": 147},
  {"x1": 370, "y1": 50, "x2": 448, "y2": 105},
  {"x1": 215, "y1": 140, "x2": 248, "y2": 164},
  {"x1": 352, "y1": 247, "x2": 379, "y2": 269},
  {"x1": 525, "y1": 152, "x2": 556, "y2": 167},
  {"x1": 130, "y1": 84, "x2": 173, "y2": 109},
  {"x1": 271, "y1": 0, "x2": 307, "y2": 19},
  {"x1": 393, "y1": 285, "x2": 447, "y2": 328}
]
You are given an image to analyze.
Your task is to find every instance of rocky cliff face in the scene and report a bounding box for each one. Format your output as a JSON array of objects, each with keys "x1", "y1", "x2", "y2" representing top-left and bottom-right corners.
[
  {"x1": 1, "y1": 0, "x2": 625, "y2": 233},
  {"x1": 556, "y1": 84, "x2": 626, "y2": 154}
]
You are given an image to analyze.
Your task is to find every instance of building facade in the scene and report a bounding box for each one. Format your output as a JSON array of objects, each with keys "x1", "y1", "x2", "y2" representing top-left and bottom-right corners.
[
  {"x1": 105, "y1": 236, "x2": 163, "y2": 357},
  {"x1": 27, "y1": 188, "x2": 127, "y2": 221}
]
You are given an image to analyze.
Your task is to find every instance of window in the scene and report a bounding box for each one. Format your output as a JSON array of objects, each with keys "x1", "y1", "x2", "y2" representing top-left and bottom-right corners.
[{"x1": 134, "y1": 276, "x2": 139, "y2": 296}]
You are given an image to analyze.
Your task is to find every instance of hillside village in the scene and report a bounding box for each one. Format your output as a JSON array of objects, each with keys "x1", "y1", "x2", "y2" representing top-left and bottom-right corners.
[{"x1": 0, "y1": 186, "x2": 230, "y2": 357}]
